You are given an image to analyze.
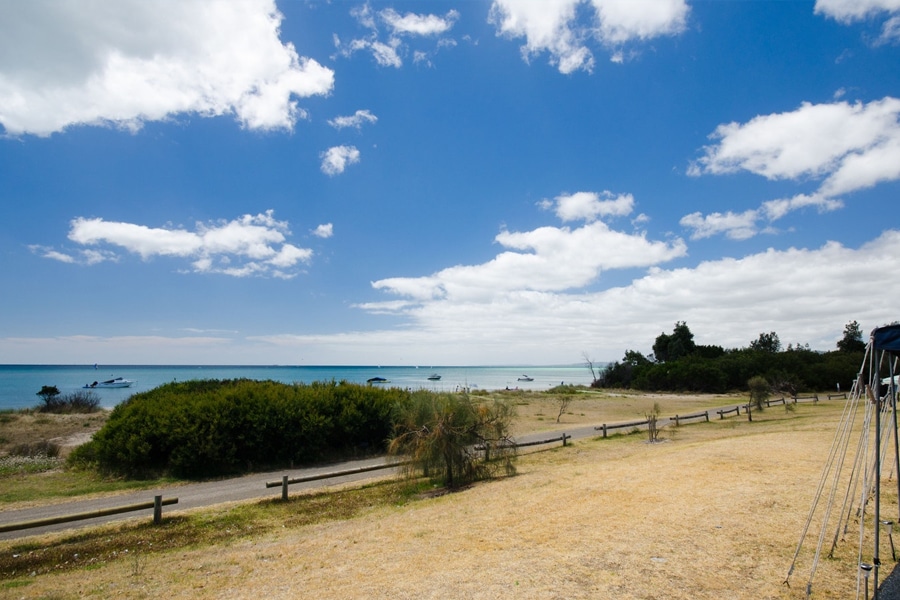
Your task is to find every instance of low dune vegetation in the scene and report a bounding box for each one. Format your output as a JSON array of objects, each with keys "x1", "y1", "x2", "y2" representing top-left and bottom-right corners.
[
  {"x1": 67, "y1": 379, "x2": 519, "y2": 485},
  {"x1": 68, "y1": 379, "x2": 404, "y2": 478}
]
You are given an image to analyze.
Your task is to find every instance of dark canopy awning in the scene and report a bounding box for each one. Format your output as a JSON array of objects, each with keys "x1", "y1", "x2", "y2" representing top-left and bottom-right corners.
[{"x1": 872, "y1": 324, "x2": 900, "y2": 353}]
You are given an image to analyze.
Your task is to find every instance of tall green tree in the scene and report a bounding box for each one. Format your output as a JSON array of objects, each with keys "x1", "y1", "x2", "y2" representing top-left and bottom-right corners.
[
  {"x1": 653, "y1": 321, "x2": 696, "y2": 362},
  {"x1": 624, "y1": 349, "x2": 650, "y2": 366},
  {"x1": 837, "y1": 320, "x2": 866, "y2": 353},
  {"x1": 750, "y1": 331, "x2": 782, "y2": 353}
]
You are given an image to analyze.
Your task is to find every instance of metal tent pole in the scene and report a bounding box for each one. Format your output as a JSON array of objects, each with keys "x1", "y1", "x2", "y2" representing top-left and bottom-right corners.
[{"x1": 875, "y1": 348, "x2": 883, "y2": 599}]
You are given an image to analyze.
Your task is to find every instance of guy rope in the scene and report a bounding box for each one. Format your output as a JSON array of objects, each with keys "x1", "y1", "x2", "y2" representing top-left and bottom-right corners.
[{"x1": 784, "y1": 324, "x2": 900, "y2": 599}]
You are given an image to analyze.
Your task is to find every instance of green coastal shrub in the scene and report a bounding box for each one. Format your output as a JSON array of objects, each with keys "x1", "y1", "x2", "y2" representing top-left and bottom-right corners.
[{"x1": 70, "y1": 379, "x2": 406, "y2": 478}]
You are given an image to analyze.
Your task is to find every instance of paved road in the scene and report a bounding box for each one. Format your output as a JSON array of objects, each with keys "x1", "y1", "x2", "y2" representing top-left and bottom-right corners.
[
  {"x1": 0, "y1": 403, "x2": 748, "y2": 540},
  {"x1": 0, "y1": 455, "x2": 402, "y2": 541}
]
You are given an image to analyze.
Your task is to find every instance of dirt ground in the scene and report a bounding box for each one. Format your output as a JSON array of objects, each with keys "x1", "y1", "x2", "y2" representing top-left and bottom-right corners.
[{"x1": 4, "y1": 398, "x2": 889, "y2": 600}]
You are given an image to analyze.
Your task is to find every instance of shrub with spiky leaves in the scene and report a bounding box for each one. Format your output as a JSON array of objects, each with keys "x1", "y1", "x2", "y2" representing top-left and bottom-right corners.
[
  {"x1": 389, "y1": 391, "x2": 516, "y2": 489},
  {"x1": 748, "y1": 376, "x2": 771, "y2": 411}
]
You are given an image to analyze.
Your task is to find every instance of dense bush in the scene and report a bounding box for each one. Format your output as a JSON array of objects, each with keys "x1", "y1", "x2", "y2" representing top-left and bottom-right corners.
[{"x1": 70, "y1": 379, "x2": 406, "y2": 478}]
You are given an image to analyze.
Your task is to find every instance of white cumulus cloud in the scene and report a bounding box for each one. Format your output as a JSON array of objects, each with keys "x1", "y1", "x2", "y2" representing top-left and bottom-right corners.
[
  {"x1": 815, "y1": 0, "x2": 900, "y2": 41},
  {"x1": 593, "y1": 0, "x2": 692, "y2": 44},
  {"x1": 0, "y1": 0, "x2": 334, "y2": 137},
  {"x1": 30, "y1": 229, "x2": 900, "y2": 365},
  {"x1": 679, "y1": 210, "x2": 761, "y2": 241},
  {"x1": 327, "y1": 109, "x2": 378, "y2": 130},
  {"x1": 548, "y1": 191, "x2": 635, "y2": 222},
  {"x1": 690, "y1": 98, "x2": 900, "y2": 187},
  {"x1": 368, "y1": 194, "x2": 686, "y2": 305},
  {"x1": 312, "y1": 223, "x2": 334, "y2": 239},
  {"x1": 684, "y1": 97, "x2": 900, "y2": 240},
  {"x1": 381, "y1": 8, "x2": 460, "y2": 36},
  {"x1": 816, "y1": 0, "x2": 900, "y2": 21},
  {"x1": 53, "y1": 210, "x2": 312, "y2": 278},
  {"x1": 488, "y1": 0, "x2": 689, "y2": 74},
  {"x1": 336, "y1": 6, "x2": 459, "y2": 68},
  {"x1": 816, "y1": 1, "x2": 900, "y2": 42},
  {"x1": 320, "y1": 145, "x2": 361, "y2": 176},
  {"x1": 322, "y1": 225, "x2": 900, "y2": 364}
]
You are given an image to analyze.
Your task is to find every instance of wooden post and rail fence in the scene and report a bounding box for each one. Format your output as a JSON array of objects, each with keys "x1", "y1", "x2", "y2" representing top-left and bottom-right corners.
[
  {"x1": 0, "y1": 496, "x2": 178, "y2": 534},
  {"x1": 267, "y1": 433, "x2": 573, "y2": 500},
  {"x1": 596, "y1": 411, "x2": 711, "y2": 437},
  {"x1": 594, "y1": 393, "x2": 831, "y2": 432}
]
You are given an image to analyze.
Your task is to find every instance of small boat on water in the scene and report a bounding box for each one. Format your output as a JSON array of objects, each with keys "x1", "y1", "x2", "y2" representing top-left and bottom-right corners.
[
  {"x1": 367, "y1": 376, "x2": 390, "y2": 384},
  {"x1": 84, "y1": 377, "x2": 135, "y2": 389},
  {"x1": 427, "y1": 373, "x2": 441, "y2": 381},
  {"x1": 517, "y1": 374, "x2": 534, "y2": 382}
]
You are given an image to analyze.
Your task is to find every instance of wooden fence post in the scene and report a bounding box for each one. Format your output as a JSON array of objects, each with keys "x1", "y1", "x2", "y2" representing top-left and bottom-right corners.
[
  {"x1": 282, "y1": 475, "x2": 289, "y2": 501},
  {"x1": 602, "y1": 424, "x2": 607, "y2": 438},
  {"x1": 153, "y1": 495, "x2": 162, "y2": 525}
]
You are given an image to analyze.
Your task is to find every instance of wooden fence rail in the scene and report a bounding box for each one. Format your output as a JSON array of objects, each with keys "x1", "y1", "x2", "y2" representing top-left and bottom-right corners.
[
  {"x1": 828, "y1": 393, "x2": 847, "y2": 400},
  {"x1": 670, "y1": 411, "x2": 709, "y2": 426},
  {"x1": 510, "y1": 433, "x2": 571, "y2": 449},
  {"x1": 792, "y1": 394, "x2": 819, "y2": 403},
  {"x1": 717, "y1": 406, "x2": 740, "y2": 419},
  {"x1": 594, "y1": 419, "x2": 650, "y2": 438},
  {"x1": 266, "y1": 461, "x2": 412, "y2": 500},
  {"x1": 765, "y1": 397, "x2": 786, "y2": 407},
  {"x1": 268, "y1": 434, "x2": 573, "y2": 500},
  {"x1": 0, "y1": 496, "x2": 178, "y2": 534}
]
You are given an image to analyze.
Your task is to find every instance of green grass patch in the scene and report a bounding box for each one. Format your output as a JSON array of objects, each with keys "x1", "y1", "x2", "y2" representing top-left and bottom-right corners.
[
  {"x1": 0, "y1": 455, "x2": 63, "y2": 477},
  {"x1": 0, "y1": 470, "x2": 174, "y2": 504},
  {"x1": 0, "y1": 579, "x2": 32, "y2": 589}
]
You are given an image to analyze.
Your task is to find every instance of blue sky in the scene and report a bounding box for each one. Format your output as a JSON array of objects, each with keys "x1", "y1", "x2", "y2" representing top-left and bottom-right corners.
[{"x1": 1, "y1": 0, "x2": 899, "y2": 366}]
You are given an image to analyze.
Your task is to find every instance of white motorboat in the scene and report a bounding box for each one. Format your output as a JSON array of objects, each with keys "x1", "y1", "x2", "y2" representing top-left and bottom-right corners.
[{"x1": 84, "y1": 377, "x2": 135, "y2": 389}]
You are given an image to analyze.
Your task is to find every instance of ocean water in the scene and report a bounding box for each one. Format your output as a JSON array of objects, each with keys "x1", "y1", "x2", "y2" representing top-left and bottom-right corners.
[{"x1": 0, "y1": 364, "x2": 594, "y2": 411}]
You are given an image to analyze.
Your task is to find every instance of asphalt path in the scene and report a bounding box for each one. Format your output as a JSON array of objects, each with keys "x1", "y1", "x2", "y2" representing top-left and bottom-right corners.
[{"x1": 0, "y1": 402, "x2": 751, "y2": 541}]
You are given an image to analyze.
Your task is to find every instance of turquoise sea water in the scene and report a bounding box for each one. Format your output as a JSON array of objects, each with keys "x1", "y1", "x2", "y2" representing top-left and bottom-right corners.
[{"x1": 0, "y1": 364, "x2": 593, "y2": 410}]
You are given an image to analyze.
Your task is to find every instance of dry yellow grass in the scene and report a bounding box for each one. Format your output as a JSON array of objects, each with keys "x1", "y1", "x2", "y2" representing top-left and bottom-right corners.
[
  {"x1": 0, "y1": 411, "x2": 107, "y2": 458},
  {"x1": 507, "y1": 389, "x2": 743, "y2": 436},
  {"x1": 7, "y1": 399, "x2": 894, "y2": 599}
]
